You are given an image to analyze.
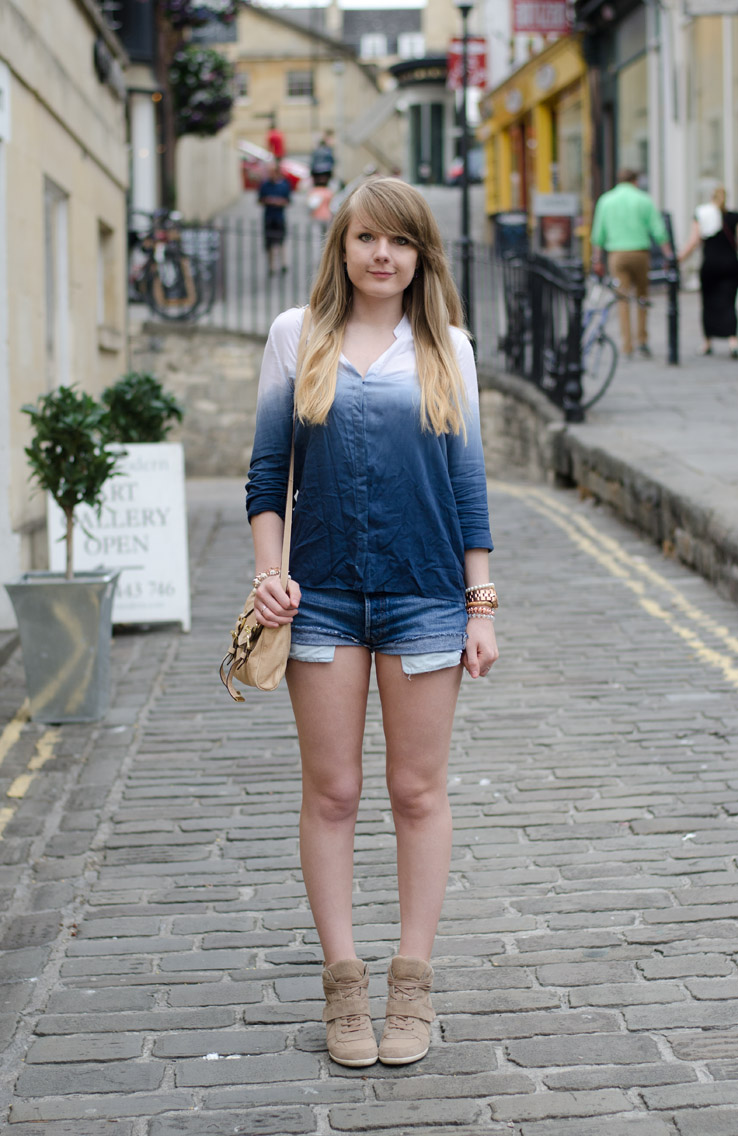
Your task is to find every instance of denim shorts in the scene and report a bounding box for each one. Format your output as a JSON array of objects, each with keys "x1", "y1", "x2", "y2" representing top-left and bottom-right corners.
[{"x1": 289, "y1": 587, "x2": 467, "y2": 675}]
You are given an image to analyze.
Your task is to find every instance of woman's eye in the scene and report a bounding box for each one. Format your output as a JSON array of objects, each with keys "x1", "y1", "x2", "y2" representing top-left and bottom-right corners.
[
  {"x1": 394, "y1": 236, "x2": 409, "y2": 245},
  {"x1": 358, "y1": 233, "x2": 373, "y2": 242}
]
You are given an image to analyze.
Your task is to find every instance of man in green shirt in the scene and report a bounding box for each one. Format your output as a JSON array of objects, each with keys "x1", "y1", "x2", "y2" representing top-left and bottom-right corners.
[{"x1": 591, "y1": 169, "x2": 673, "y2": 358}]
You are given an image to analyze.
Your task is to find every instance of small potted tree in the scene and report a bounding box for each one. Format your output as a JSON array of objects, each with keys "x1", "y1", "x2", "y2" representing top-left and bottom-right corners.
[{"x1": 4, "y1": 386, "x2": 124, "y2": 723}]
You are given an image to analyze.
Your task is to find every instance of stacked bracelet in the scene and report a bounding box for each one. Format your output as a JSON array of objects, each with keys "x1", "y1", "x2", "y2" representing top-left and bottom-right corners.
[
  {"x1": 465, "y1": 583, "x2": 498, "y2": 609},
  {"x1": 467, "y1": 612, "x2": 495, "y2": 621},
  {"x1": 253, "y1": 567, "x2": 281, "y2": 589}
]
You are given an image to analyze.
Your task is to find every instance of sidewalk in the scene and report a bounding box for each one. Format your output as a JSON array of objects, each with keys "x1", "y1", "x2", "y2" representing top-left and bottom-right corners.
[
  {"x1": 1, "y1": 475, "x2": 738, "y2": 1134},
  {"x1": 538, "y1": 285, "x2": 738, "y2": 603}
]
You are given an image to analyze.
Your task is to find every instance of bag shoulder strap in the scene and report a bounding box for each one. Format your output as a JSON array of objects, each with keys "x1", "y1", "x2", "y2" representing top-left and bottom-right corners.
[{"x1": 279, "y1": 308, "x2": 311, "y2": 589}]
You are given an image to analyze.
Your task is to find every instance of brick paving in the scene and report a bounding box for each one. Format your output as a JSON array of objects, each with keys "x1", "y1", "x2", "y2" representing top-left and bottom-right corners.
[{"x1": 1, "y1": 474, "x2": 738, "y2": 1135}]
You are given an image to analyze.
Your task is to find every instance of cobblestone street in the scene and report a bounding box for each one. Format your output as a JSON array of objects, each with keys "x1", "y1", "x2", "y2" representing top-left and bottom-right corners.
[{"x1": 1, "y1": 476, "x2": 738, "y2": 1135}]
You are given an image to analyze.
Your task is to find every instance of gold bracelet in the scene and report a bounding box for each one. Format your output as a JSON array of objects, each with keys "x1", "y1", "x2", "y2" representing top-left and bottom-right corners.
[{"x1": 464, "y1": 583, "x2": 498, "y2": 608}]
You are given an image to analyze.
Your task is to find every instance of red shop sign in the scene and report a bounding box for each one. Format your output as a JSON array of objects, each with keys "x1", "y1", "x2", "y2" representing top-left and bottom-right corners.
[{"x1": 447, "y1": 37, "x2": 488, "y2": 90}]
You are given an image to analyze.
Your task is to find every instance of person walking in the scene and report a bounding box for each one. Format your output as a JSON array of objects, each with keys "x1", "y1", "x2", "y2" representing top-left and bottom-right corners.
[
  {"x1": 677, "y1": 186, "x2": 738, "y2": 357},
  {"x1": 258, "y1": 160, "x2": 292, "y2": 275},
  {"x1": 307, "y1": 173, "x2": 334, "y2": 236},
  {"x1": 591, "y1": 169, "x2": 673, "y2": 358},
  {"x1": 245, "y1": 177, "x2": 498, "y2": 1069},
  {"x1": 310, "y1": 129, "x2": 335, "y2": 181}
]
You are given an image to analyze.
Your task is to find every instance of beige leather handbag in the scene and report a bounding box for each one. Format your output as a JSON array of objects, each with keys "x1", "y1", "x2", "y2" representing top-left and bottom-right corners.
[{"x1": 219, "y1": 446, "x2": 295, "y2": 698}]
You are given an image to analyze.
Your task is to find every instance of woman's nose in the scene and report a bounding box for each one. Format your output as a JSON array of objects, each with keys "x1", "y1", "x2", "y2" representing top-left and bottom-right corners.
[{"x1": 373, "y1": 238, "x2": 391, "y2": 259}]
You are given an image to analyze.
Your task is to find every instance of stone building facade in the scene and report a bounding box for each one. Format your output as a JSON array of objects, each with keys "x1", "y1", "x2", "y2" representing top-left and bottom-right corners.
[{"x1": 0, "y1": 0, "x2": 129, "y2": 627}]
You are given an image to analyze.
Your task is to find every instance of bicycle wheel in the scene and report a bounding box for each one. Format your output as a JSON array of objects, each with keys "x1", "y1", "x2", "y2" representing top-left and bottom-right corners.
[
  {"x1": 145, "y1": 251, "x2": 201, "y2": 321},
  {"x1": 580, "y1": 332, "x2": 618, "y2": 410}
]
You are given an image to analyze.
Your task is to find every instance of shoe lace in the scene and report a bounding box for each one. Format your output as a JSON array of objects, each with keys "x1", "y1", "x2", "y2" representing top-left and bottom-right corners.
[
  {"x1": 334, "y1": 979, "x2": 368, "y2": 1034},
  {"x1": 387, "y1": 977, "x2": 430, "y2": 1030}
]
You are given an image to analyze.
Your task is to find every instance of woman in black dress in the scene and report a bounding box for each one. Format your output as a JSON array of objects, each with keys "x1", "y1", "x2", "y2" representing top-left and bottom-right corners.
[{"x1": 679, "y1": 186, "x2": 738, "y2": 357}]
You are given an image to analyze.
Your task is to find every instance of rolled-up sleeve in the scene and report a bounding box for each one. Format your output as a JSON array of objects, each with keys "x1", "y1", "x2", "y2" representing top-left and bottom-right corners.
[
  {"x1": 446, "y1": 331, "x2": 493, "y2": 551},
  {"x1": 246, "y1": 308, "x2": 302, "y2": 521}
]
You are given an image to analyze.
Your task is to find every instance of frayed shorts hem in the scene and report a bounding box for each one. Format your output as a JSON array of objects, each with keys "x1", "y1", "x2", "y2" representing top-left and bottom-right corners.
[{"x1": 288, "y1": 642, "x2": 463, "y2": 675}]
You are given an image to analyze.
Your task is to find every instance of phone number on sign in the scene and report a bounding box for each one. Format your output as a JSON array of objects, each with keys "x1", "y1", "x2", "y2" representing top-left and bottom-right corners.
[{"x1": 117, "y1": 580, "x2": 177, "y2": 600}]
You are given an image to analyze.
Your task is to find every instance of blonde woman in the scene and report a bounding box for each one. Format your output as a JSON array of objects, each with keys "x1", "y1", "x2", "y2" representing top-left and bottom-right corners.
[
  {"x1": 246, "y1": 178, "x2": 498, "y2": 1069},
  {"x1": 678, "y1": 186, "x2": 738, "y2": 357}
]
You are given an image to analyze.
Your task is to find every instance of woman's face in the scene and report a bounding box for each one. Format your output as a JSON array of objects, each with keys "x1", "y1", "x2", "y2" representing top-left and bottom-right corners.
[{"x1": 343, "y1": 215, "x2": 419, "y2": 302}]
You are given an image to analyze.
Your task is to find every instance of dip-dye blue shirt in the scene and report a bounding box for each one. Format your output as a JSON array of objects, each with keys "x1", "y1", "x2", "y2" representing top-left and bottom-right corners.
[{"x1": 246, "y1": 307, "x2": 493, "y2": 599}]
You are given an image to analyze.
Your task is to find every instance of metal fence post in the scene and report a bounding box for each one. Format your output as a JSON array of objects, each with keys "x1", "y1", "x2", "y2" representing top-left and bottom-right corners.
[
  {"x1": 666, "y1": 259, "x2": 680, "y2": 365},
  {"x1": 563, "y1": 262, "x2": 585, "y2": 423}
]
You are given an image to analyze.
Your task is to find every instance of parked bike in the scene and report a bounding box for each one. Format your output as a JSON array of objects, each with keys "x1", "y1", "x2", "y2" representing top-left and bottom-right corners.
[{"x1": 128, "y1": 210, "x2": 219, "y2": 322}]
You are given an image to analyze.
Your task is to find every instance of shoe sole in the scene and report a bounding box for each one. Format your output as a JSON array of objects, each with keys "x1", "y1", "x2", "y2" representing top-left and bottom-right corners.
[
  {"x1": 328, "y1": 1052, "x2": 378, "y2": 1067},
  {"x1": 378, "y1": 1045, "x2": 430, "y2": 1065}
]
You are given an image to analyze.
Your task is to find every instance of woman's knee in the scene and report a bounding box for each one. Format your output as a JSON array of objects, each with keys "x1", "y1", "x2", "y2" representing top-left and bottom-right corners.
[
  {"x1": 387, "y1": 769, "x2": 447, "y2": 822},
  {"x1": 303, "y1": 775, "x2": 362, "y2": 823}
]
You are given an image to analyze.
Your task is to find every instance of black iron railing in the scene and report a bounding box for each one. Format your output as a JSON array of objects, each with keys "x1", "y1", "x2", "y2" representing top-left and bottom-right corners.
[{"x1": 495, "y1": 251, "x2": 587, "y2": 423}]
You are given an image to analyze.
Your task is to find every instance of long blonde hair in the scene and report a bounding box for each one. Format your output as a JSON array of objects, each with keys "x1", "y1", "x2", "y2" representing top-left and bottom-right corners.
[{"x1": 296, "y1": 177, "x2": 468, "y2": 437}]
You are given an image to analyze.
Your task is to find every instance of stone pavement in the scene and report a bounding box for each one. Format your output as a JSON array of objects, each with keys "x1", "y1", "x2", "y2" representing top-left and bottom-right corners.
[{"x1": 1, "y1": 474, "x2": 738, "y2": 1135}]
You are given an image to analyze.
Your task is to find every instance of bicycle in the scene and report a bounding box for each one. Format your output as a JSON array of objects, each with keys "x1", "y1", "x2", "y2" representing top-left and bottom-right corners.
[
  {"x1": 579, "y1": 277, "x2": 620, "y2": 409},
  {"x1": 128, "y1": 210, "x2": 217, "y2": 321},
  {"x1": 579, "y1": 276, "x2": 656, "y2": 409}
]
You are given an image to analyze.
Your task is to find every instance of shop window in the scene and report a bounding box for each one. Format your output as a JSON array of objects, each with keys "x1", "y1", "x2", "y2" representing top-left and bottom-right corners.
[
  {"x1": 616, "y1": 54, "x2": 648, "y2": 180},
  {"x1": 692, "y1": 16, "x2": 724, "y2": 204},
  {"x1": 556, "y1": 86, "x2": 583, "y2": 195},
  {"x1": 43, "y1": 177, "x2": 69, "y2": 389},
  {"x1": 234, "y1": 68, "x2": 249, "y2": 102},
  {"x1": 286, "y1": 70, "x2": 313, "y2": 100},
  {"x1": 97, "y1": 222, "x2": 116, "y2": 328}
]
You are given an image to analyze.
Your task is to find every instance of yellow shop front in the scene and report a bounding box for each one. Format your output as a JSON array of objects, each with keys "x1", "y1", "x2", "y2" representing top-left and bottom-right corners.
[{"x1": 478, "y1": 36, "x2": 591, "y2": 256}]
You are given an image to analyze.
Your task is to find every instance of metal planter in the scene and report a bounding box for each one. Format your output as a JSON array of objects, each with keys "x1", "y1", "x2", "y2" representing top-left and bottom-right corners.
[{"x1": 5, "y1": 570, "x2": 120, "y2": 723}]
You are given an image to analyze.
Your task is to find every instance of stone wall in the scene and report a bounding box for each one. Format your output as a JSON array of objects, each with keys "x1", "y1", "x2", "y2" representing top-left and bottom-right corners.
[{"x1": 129, "y1": 322, "x2": 265, "y2": 478}]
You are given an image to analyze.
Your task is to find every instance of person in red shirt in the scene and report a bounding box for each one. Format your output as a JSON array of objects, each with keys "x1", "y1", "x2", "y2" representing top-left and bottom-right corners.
[{"x1": 266, "y1": 119, "x2": 285, "y2": 160}]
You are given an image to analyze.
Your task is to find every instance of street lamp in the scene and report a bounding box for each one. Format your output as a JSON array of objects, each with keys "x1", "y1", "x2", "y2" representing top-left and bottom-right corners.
[{"x1": 453, "y1": 0, "x2": 474, "y2": 345}]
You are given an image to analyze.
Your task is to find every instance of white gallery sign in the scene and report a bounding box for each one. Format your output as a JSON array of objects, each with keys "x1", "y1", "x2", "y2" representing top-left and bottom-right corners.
[{"x1": 48, "y1": 442, "x2": 191, "y2": 631}]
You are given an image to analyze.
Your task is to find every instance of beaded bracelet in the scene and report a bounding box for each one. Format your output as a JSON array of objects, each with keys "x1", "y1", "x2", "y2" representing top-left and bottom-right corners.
[
  {"x1": 467, "y1": 612, "x2": 495, "y2": 621},
  {"x1": 253, "y1": 567, "x2": 281, "y2": 589}
]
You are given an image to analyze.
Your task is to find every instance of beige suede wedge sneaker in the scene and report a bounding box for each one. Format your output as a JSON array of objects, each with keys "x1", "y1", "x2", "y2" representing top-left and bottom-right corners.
[
  {"x1": 378, "y1": 955, "x2": 435, "y2": 1065},
  {"x1": 321, "y1": 958, "x2": 378, "y2": 1067}
]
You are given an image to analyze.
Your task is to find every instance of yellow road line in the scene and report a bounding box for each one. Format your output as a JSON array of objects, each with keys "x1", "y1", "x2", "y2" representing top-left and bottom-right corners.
[
  {"x1": 0, "y1": 701, "x2": 30, "y2": 768},
  {"x1": 525, "y1": 486, "x2": 738, "y2": 657},
  {"x1": 6, "y1": 773, "x2": 34, "y2": 799},
  {"x1": 0, "y1": 807, "x2": 14, "y2": 838},
  {"x1": 29, "y1": 729, "x2": 59, "y2": 772},
  {"x1": 490, "y1": 481, "x2": 738, "y2": 692},
  {"x1": 2, "y1": 728, "x2": 59, "y2": 836}
]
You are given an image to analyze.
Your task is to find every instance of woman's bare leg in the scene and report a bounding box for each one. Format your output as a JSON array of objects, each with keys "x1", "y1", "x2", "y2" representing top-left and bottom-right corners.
[
  {"x1": 375, "y1": 656, "x2": 463, "y2": 960},
  {"x1": 286, "y1": 647, "x2": 371, "y2": 966}
]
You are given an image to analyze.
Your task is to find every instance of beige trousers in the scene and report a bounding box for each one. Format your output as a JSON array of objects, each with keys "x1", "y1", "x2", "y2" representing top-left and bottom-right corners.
[{"x1": 608, "y1": 250, "x2": 650, "y2": 354}]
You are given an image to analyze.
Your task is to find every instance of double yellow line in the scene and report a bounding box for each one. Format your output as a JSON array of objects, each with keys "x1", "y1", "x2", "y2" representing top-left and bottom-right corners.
[
  {"x1": 0, "y1": 701, "x2": 58, "y2": 838},
  {"x1": 492, "y1": 481, "x2": 738, "y2": 693}
]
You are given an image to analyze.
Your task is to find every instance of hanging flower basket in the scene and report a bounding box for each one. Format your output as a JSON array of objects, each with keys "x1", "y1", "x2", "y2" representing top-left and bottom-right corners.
[
  {"x1": 169, "y1": 45, "x2": 235, "y2": 136},
  {"x1": 162, "y1": 0, "x2": 241, "y2": 28}
]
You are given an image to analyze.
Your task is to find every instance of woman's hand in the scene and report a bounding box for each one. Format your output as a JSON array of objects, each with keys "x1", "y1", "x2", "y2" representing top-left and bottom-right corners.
[
  {"x1": 462, "y1": 619, "x2": 499, "y2": 679},
  {"x1": 254, "y1": 577, "x2": 301, "y2": 628}
]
